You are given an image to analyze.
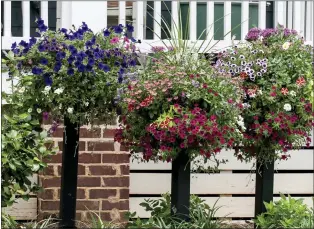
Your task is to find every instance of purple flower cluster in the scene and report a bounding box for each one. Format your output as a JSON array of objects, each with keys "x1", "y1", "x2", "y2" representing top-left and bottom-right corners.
[
  {"x1": 245, "y1": 26, "x2": 298, "y2": 41},
  {"x1": 12, "y1": 19, "x2": 139, "y2": 87},
  {"x1": 216, "y1": 50, "x2": 268, "y2": 81}
]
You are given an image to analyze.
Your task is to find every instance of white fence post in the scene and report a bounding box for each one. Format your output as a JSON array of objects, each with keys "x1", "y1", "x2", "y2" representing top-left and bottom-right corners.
[
  {"x1": 287, "y1": 1, "x2": 293, "y2": 29},
  {"x1": 189, "y1": 1, "x2": 197, "y2": 41},
  {"x1": 22, "y1": 1, "x2": 30, "y2": 37},
  {"x1": 119, "y1": 1, "x2": 126, "y2": 26},
  {"x1": 206, "y1": 1, "x2": 214, "y2": 40},
  {"x1": 224, "y1": 1, "x2": 231, "y2": 40},
  {"x1": 3, "y1": 1, "x2": 12, "y2": 37},
  {"x1": 274, "y1": 1, "x2": 286, "y2": 27},
  {"x1": 171, "y1": 1, "x2": 179, "y2": 40},
  {"x1": 293, "y1": 1, "x2": 302, "y2": 34},
  {"x1": 305, "y1": 1, "x2": 313, "y2": 41},
  {"x1": 154, "y1": 1, "x2": 162, "y2": 40},
  {"x1": 241, "y1": 1, "x2": 249, "y2": 40},
  {"x1": 258, "y1": 1, "x2": 266, "y2": 30},
  {"x1": 135, "y1": 1, "x2": 144, "y2": 40},
  {"x1": 40, "y1": 1, "x2": 49, "y2": 27}
]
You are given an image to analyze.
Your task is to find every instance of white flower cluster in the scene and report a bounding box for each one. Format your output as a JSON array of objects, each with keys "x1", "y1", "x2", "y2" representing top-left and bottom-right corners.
[
  {"x1": 42, "y1": 86, "x2": 51, "y2": 95},
  {"x1": 54, "y1": 88, "x2": 64, "y2": 95},
  {"x1": 236, "y1": 115, "x2": 246, "y2": 131},
  {"x1": 283, "y1": 103, "x2": 292, "y2": 111}
]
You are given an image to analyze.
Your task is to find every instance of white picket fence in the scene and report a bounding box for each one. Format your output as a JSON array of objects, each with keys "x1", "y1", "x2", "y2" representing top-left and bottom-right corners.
[
  {"x1": 1, "y1": 0, "x2": 314, "y2": 221},
  {"x1": 2, "y1": 1, "x2": 313, "y2": 51}
]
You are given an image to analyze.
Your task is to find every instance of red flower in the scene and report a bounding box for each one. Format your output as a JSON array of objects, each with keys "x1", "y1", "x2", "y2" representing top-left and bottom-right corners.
[
  {"x1": 240, "y1": 72, "x2": 247, "y2": 79},
  {"x1": 270, "y1": 91, "x2": 276, "y2": 97},
  {"x1": 296, "y1": 77, "x2": 306, "y2": 86},
  {"x1": 281, "y1": 87, "x2": 289, "y2": 95}
]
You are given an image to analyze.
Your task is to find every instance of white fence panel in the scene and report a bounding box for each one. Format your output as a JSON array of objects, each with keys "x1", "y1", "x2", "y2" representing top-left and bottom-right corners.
[{"x1": 130, "y1": 196, "x2": 314, "y2": 218}]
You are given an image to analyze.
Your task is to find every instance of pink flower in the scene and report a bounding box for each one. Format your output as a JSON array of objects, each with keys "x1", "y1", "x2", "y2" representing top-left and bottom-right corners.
[{"x1": 110, "y1": 37, "x2": 119, "y2": 44}]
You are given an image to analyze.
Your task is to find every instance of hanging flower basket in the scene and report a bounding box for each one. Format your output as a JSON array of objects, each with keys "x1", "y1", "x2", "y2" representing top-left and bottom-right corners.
[
  {"x1": 115, "y1": 56, "x2": 245, "y2": 171},
  {"x1": 215, "y1": 25, "x2": 314, "y2": 164},
  {"x1": 2, "y1": 19, "x2": 139, "y2": 127}
]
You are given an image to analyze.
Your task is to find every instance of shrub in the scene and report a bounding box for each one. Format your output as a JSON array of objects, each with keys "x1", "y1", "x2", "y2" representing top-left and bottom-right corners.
[
  {"x1": 126, "y1": 193, "x2": 222, "y2": 228},
  {"x1": 255, "y1": 194, "x2": 314, "y2": 228},
  {"x1": 1, "y1": 105, "x2": 57, "y2": 207}
]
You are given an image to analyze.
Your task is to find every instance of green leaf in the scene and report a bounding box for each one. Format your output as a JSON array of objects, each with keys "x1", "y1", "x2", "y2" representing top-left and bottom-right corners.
[
  {"x1": 9, "y1": 163, "x2": 16, "y2": 171},
  {"x1": 18, "y1": 113, "x2": 29, "y2": 120},
  {"x1": 31, "y1": 164, "x2": 40, "y2": 172},
  {"x1": 40, "y1": 131, "x2": 48, "y2": 139}
]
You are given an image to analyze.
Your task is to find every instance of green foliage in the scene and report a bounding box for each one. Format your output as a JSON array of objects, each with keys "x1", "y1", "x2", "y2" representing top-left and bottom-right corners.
[
  {"x1": 255, "y1": 194, "x2": 314, "y2": 228},
  {"x1": 1, "y1": 213, "x2": 58, "y2": 229},
  {"x1": 1, "y1": 105, "x2": 57, "y2": 207},
  {"x1": 84, "y1": 210, "x2": 121, "y2": 228},
  {"x1": 125, "y1": 193, "x2": 222, "y2": 228}
]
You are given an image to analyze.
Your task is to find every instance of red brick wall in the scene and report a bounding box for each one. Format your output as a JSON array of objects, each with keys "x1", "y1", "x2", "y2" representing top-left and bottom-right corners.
[{"x1": 38, "y1": 121, "x2": 130, "y2": 222}]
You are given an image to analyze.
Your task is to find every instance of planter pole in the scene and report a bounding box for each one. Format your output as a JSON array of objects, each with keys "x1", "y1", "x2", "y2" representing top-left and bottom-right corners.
[
  {"x1": 59, "y1": 117, "x2": 80, "y2": 228},
  {"x1": 254, "y1": 159, "x2": 275, "y2": 228},
  {"x1": 171, "y1": 151, "x2": 191, "y2": 221}
]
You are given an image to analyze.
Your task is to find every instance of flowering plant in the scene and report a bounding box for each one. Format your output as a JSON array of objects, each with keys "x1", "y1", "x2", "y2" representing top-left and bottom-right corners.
[
  {"x1": 2, "y1": 19, "x2": 139, "y2": 126},
  {"x1": 115, "y1": 59, "x2": 244, "y2": 170},
  {"x1": 215, "y1": 26, "x2": 314, "y2": 163}
]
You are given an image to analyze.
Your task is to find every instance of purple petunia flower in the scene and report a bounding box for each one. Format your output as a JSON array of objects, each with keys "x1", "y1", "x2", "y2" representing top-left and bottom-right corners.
[
  {"x1": 103, "y1": 29, "x2": 111, "y2": 37},
  {"x1": 43, "y1": 73, "x2": 53, "y2": 86},
  {"x1": 245, "y1": 27, "x2": 261, "y2": 41},
  {"x1": 32, "y1": 67, "x2": 43, "y2": 75},
  {"x1": 126, "y1": 24, "x2": 134, "y2": 33},
  {"x1": 43, "y1": 112, "x2": 49, "y2": 120},
  {"x1": 114, "y1": 25, "x2": 123, "y2": 34},
  {"x1": 67, "y1": 68, "x2": 74, "y2": 75},
  {"x1": 40, "y1": 58, "x2": 48, "y2": 65}
]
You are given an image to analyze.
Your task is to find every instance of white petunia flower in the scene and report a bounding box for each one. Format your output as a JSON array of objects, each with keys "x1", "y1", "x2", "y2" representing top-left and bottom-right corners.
[
  {"x1": 84, "y1": 102, "x2": 89, "y2": 106},
  {"x1": 42, "y1": 86, "x2": 51, "y2": 95},
  {"x1": 54, "y1": 88, "x2": 64, "y2": 95},
  {"x1": 289, "y1": 91, "x2": 296, "y2": 97},
  {"x1": 36, "y1": 108, "x2": 42, "y2": 113},
  {"x1": 282, "y1": 42, "x2": 290, "y2": 50},
  {"x1": 28, "y1": 108, "x2": 32, "y2": 113},
  {"x1": 67, "y1": 107, "x2": 73, "y2": 114},
  {"x1": 283, "y1": 103, "x2": 292, "y2": 111},
  {"x1": 19, "y1": 87, "x2": 25, "y2": 93}
]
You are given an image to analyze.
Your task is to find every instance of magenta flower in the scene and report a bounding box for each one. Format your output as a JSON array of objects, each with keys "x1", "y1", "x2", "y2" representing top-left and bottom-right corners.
[
  {"x1": 43, "y1": 112, "x2": 49, "y2": 120},
  {"x1": 110, "y1": 37, "x2": 119, "y2": 44}
]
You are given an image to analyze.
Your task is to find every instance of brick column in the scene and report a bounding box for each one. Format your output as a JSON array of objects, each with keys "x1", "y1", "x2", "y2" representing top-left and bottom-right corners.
[{"x1": 38, "y1": 122, "x2": 130, "y2": 222}]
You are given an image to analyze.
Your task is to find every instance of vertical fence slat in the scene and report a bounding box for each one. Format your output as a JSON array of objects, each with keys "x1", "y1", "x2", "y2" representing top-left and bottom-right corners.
[
  {"x1": 22, "y1": 1, "x2": 30, "y2": 37},
  {"x1": 293, "y1": 1, "x2": 302, "y2": 33},
  {"x1": 3, "y1": 1, "x2": 12, "y2": 37},
  {"x1": 258, "y1": 1, "x2": 266, "y2": 29},
  {"x1": 104, "y1": 1, "x2": 107, "y2": 29},
  {"x1": 241, "y1": 2, "x2": 249, "y2": 40},
  {"x1": 154, "y1": 1, "x2": 162, "y2": 40},
  {"x1": 119, "y1": 1, "x2": 126, "y2": 26},
  {"x1": 300, "y1": 1, "x2": 305, "y2": 37},
  {"x1": 60, "y1": 1, "x2": 72, "y2": 29},
  {"x1": 171, "y1": 1, "x2": 179, "y2": 39},
  {"x1": 206, "y1": 1, "x2": 214, "y2": 40},
  {"x1": 40, "y1": 1, "x2": 49, "y2": 28},
  {"x1": 135, "y1": 1, "x2": 144, "y2": 40},
  {"x1": 189, "y1": 1, "x2": 197, "y2": 40},
  {"x1": 287, "y1": 1, "x2": 293, "y2": 29},
  {"x1": 305, "y1": 1, "x2": 313, "y2": 41},
  {"x1": 274, "y1": 1, "x2": 286, "y2": 27},
  {"x1": 224, "y1": 1, "x2": 232, "y2": 40}
]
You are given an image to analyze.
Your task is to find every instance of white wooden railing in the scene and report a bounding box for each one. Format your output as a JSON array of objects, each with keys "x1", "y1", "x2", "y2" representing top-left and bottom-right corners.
[{"x1": 1, "y1": 1, "x2": 313, "y2": 52}]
